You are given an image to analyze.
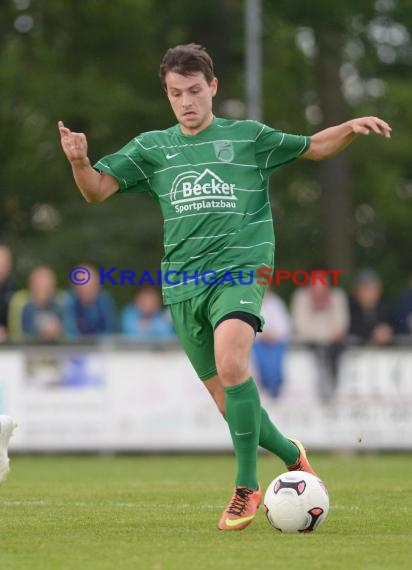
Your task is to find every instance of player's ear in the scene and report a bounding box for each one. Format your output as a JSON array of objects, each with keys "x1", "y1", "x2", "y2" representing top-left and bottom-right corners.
[{"x1": 210, "y1": 77, "x2": 218, "y2": 97}]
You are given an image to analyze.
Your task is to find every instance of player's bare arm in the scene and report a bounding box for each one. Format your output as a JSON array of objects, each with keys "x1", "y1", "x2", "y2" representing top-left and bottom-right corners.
[
  {"x1": 58, "y1": 121, "x2": 119, "y2": 203},
  {"x1": 301, "y1": 116, "x2": 392, "y2": 161}
]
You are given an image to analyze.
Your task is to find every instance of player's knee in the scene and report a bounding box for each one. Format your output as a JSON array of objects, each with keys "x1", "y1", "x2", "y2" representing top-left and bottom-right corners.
[{"x1": 216, "y1": 353, "x2": 248, "y2": 386}]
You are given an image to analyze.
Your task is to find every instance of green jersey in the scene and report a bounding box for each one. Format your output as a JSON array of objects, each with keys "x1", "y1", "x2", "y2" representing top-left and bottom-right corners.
[{"x1": 94, "y1": 117, "x2": 310, "y2": 304}]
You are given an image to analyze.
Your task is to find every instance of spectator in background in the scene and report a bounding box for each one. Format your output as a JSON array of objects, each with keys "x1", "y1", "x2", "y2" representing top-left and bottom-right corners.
[
  {"x1": 0, "y1": 245, "x2": 14, "y2": 342},
  {"x1": 392, "y1": 275, "x2": 412, "y2": 336},
  {"x1": 349, "y1": 269, "x2": 393, "y2": 345},
  {"x1": 21, "y1": 266, "x2": 65, "y2": 341},
  {"x1": 252, "y1": 289, "x2": 291, "y2": 398},
  {"x1": 121, "y1": 286, "x2": 175, "y2": 341},
  {"x1": 290, "y1": 270, "x2": 349, "y2": 397},
  {"x1": 64, "y1": 265, "x2": 116, "y2": 337}
]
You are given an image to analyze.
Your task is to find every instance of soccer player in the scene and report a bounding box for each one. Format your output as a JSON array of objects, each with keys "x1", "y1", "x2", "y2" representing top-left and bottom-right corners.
[
  {"x1": 0, "y1": 415, "x2": 17, "y2": 485},
  {"x1": 58, "y1": 44, "x2": 391, "y2": 531}
]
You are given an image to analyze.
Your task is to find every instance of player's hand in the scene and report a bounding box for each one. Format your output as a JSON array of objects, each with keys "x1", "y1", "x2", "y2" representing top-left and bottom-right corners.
[
  {"x1": 349, "y1": 116, "x2": 392, "y2": 138},
  {"x1": 58, "y1": 121, "x2": 89, "y2": 165}
]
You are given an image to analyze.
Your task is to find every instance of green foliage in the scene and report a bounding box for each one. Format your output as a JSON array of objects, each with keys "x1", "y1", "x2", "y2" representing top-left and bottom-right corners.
[{"x1": 1, "y1": 0, "x2": 411, "y2": 305}]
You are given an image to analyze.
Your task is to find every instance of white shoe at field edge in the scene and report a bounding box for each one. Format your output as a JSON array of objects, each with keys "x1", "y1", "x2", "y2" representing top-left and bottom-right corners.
[{"x1": 0, "y1": 415, "x2": 17, "y2": 485}]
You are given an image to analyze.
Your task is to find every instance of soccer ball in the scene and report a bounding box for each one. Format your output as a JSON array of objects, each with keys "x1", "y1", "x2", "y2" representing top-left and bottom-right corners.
[{"x1": 264, "y1": 471, "x2": 329, "y2": 533}]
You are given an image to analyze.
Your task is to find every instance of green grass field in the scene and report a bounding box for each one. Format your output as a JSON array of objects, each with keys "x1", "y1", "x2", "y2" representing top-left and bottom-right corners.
[{"x1": 0, "y1": 453, "x2": 411, "y2": 570}]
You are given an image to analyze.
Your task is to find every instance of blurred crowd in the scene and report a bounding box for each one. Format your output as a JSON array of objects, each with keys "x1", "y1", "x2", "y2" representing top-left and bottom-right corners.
[
  {"x1": 253, "y1": 267, "x2": 412, "y2": 399},
  {"x1": 1, "y1": 244, "x2": 412, "y2": 398},
  {"x1": 0, "y1": 246, "x2": 175, "y2": 344}
]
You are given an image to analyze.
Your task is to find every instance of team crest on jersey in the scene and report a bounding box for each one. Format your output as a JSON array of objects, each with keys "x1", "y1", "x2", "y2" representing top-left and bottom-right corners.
[{"x1": 214, "y1": 140, "x2": 234, "y2": 163}]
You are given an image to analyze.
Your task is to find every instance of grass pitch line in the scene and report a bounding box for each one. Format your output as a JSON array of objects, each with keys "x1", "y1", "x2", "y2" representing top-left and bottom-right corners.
[
  {"x1": 0, "y1": 499, "x2": 223, "y2": 510},
  {"x1": 0, "y1": 500, "x2": 49, "y2": 506}
]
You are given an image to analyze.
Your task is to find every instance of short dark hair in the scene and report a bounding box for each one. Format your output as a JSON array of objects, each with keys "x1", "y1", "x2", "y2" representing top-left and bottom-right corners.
[{"x1": 159, "y1": 43, "x2": 215, "y2": 87}]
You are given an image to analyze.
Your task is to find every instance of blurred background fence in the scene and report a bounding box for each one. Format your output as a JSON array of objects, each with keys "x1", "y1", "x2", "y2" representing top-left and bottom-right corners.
[{"x1": 1, "y1": 341, "x2": 411, "y2": 452}]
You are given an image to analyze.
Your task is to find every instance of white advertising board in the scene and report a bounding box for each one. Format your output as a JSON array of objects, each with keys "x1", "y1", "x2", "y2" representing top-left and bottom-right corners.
[{"x1": 0, "y1": 345, "x2": 411, "y2": 451}]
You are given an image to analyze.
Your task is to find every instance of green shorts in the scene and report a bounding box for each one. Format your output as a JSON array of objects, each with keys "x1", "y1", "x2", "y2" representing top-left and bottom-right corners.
[{"x1": 169, "y1": 281, "x2": 266, "y2": 381}]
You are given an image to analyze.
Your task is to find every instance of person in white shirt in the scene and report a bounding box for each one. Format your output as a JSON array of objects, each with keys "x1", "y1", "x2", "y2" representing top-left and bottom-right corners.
[{"x1": 290, "y1": 272, "x2": 349, "y2": 397}]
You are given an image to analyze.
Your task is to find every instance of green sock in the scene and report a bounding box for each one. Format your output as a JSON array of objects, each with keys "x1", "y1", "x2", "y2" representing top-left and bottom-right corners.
[
  {"x1": 224, "y1": 378, "x2": 261, "y2": 490},
  {"x1": 259, "y1": 407, "x2": 299, "y2": 465}
]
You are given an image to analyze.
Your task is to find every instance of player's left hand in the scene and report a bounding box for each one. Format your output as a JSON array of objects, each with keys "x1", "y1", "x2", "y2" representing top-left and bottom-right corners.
[{"x1": 349, "y1": 116, "x2": 392, "y2": 138}]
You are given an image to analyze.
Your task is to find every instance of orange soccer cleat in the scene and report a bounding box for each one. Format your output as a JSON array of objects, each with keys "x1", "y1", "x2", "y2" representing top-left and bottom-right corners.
[
  {"x1": 218, "y1": 485, "x2": 262, "y2": 531},
  {"x1": 287, "y1": 439, "x2": 319, "y2": 478}
]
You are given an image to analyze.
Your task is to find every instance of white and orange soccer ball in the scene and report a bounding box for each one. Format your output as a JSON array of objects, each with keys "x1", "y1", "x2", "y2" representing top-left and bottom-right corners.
[{"x1": 264, "y1": 471, "x2": 329, "y2": 533}]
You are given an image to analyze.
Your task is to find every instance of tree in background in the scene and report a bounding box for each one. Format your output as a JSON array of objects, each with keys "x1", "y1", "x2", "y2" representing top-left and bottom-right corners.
[
  {"x1": 0, "y1": 0, "x2": 411, "y2": 304},
  {"x1": 264, "y1": 0, "x2": 412, "y2": 297}
]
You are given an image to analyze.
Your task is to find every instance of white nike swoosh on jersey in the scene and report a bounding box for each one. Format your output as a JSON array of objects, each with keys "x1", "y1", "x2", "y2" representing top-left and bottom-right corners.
[
  {"x1": 235, "y1": 431, "x2": 252, "y2": 436},
  {"x1": 166, "y1": 153, "x2": 180, "y2": 159},
  {"x1": 239, "y1": 300, "x2": 253, "y2": 305}
]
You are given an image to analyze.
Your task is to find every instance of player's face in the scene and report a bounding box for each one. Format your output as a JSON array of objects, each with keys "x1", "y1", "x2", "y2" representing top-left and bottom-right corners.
[{"x1": 165, "y1": 71, "x2": 218, "y2": 136}]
